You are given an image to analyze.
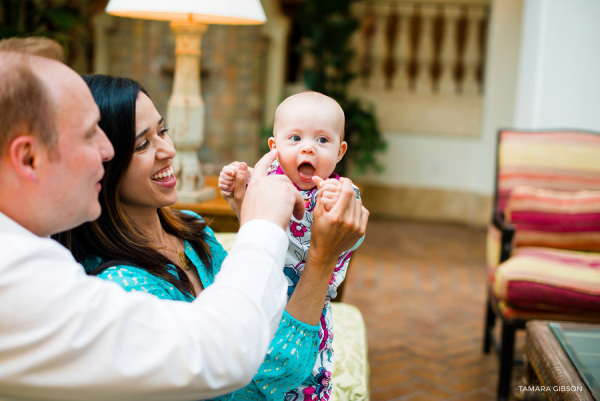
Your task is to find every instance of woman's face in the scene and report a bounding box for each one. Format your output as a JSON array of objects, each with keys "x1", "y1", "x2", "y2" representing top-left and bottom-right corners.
[{"x1": 120, "y1": 92, "x2": 177, "y2": 212}]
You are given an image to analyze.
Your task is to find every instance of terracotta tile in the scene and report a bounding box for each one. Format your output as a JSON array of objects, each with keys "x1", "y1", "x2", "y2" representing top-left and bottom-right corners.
[
  {"x1": 371, "y1": 383, "x2": 418, "y2": 401},
  {"x1": 371, "y1": 372, "x2": 413, "y2": 388},
  {"x1": 339, "y1": 219, "x2": 523, "y2": 401}
]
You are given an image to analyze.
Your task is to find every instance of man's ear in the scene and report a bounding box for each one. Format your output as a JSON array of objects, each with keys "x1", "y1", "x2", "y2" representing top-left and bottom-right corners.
[
  {"x1": 337, "y1": 141, "x2": 348, "y2": 163},
  {"x1": 8, "y1": 136, "x2": 42, "y2": 181},
  {"x1": 268, "y1": 137, "x2": 277, "y2": 150}
]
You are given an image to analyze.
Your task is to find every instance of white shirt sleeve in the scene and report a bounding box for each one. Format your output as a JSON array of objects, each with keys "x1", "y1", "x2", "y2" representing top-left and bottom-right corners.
[{"x1": 0, "y1": 217, "x2": 288, "y2": 401}]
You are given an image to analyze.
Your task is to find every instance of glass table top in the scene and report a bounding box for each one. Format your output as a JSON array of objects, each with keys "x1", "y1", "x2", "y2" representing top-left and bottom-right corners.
[{"x1": 549, "y1": 322, "x2": 600, "y2": 400}]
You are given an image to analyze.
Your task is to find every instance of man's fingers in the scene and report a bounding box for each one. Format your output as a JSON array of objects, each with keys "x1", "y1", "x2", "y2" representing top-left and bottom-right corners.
[
  {"x1": 292, "y1": 190, "x2": 305, "y2": 221},
  {"x1": 329, "y1": 178, "x2": 356, "y2": 216},
  {"x1": 359, "y1": 205, "x2": 370, "y2": 234},
  {"x1": 234, "y1": 163, "x2": 249, "y2": 199},
  {"x1": 251, "y1": 148, "x2": 278, "y2": 182},
  {"x1": 353, "y1": 198, "x2": 363, "y2": 228},
  {"x1": 321, "y1": 198, "x2": 336, "y2": 211}
]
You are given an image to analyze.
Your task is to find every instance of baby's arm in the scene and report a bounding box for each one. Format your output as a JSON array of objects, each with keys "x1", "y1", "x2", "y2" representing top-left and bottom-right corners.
[{"x1": 218, "y1": 162, "x2": 253, "y2": 218}]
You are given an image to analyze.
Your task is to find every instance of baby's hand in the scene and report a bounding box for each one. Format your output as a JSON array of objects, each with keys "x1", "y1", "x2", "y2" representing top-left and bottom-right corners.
[
  {"x1": 218, "y1": 162, "x2": 253, "y2": 196},
  {"x1": 218, "y1": 161, "x2": 253, "y2": 219},
  {"x1": 313, "y1": 177, "x2": 343, "y2": 211}
]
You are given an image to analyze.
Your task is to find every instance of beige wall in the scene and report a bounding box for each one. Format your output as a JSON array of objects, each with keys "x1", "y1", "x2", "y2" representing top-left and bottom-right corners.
[{"x1": 352, "y1": 0, "x2": 524, "y2": 226}]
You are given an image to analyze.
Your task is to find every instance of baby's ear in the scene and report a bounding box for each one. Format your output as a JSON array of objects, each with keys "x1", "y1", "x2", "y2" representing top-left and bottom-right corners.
[
  {"x1": 268, "y1": 137, "x2": 277, "y2": 150},
  {"x1": 337, "y1": 141, "x2": 348, "y2": 162}
]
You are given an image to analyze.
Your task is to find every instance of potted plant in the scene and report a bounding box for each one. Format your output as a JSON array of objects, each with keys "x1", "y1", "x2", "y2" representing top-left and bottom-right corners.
[{"x1": 297, "y1": 0, "x2": 386, "y2": 176}]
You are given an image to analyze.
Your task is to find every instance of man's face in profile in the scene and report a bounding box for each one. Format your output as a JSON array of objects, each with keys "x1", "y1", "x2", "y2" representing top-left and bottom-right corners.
[{"x1": 39, "y1": 65, "x2": 113, "y2": 233}]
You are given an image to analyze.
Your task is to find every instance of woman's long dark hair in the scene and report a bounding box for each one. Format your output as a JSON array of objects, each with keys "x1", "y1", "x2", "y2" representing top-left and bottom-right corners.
[{"x1": 53, "y1": 75, "x2": 211, "y2": 299}]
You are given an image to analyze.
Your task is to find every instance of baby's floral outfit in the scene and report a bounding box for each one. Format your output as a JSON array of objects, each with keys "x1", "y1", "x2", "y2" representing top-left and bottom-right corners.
[{"x1": 268, "y1": 160, "x2": 363, "y2": 401}]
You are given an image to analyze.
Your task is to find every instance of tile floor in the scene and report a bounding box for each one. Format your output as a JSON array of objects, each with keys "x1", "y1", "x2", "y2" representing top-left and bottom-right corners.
[{"x1": 341, "y1": 218, "x2": 526, "y2": 401}]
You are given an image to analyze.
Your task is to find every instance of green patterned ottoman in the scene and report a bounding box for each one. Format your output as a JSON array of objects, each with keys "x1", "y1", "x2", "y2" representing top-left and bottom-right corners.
[{"x1": 330, "y1": 302, "x2": 370, "y2": 401}]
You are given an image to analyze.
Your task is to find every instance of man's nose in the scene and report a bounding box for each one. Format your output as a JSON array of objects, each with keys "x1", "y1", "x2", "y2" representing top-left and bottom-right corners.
[{"x1": 98, "y1": 127, "x2": 114, "y2": 162}]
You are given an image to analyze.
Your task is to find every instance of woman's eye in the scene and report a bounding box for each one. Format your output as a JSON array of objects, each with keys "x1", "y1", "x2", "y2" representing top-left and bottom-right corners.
[
  {"x1": 317, "y1": 137, "x2": 328, "y2": 144},
  {"x1": 291, "y1": 135, "x2": 301, "y2": 142},
  {"x1": 136, "y1": 140, "x2": 149, "y2": 151},
  {"x1": 159, "y1": 128, "x2": 169, "y2": 137}
]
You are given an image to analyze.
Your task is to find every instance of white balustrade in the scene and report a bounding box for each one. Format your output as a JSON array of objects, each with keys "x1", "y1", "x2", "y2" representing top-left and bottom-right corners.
[{"x1": 346, "y1": 0, "x2": 490, "y2": 138}]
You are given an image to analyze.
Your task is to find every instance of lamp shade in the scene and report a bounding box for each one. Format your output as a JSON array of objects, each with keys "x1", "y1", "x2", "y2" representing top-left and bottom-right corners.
[{"x1": 105, "y1": 0, "x2": 266, "y2": 25}]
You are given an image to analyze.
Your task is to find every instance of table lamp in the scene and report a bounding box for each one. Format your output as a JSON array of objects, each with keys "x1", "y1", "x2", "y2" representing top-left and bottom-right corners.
[{"x1": 105, "y1": 0, "x2": 267, "y2": 202}]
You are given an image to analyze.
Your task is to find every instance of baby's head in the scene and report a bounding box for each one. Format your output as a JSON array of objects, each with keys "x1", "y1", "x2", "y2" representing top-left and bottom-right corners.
[{"x1": 269, "y1": 91, "x2": 347, "y2": 190}]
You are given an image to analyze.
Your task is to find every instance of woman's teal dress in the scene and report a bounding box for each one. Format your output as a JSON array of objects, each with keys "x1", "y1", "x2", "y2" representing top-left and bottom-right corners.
[{"x1": 84, "y1": 211, "x2": 320, "y2": 401}]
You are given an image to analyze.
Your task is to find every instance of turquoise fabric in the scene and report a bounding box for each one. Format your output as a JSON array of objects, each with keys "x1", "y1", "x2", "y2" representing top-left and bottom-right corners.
[{"x1": 89, "y1": 211, "x2": 320, "y2": 401}]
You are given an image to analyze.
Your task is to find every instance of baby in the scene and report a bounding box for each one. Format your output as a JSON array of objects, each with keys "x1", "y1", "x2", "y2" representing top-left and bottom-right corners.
[{"x1": 219, "y1": 91, "x2": 362, "y2": 401}]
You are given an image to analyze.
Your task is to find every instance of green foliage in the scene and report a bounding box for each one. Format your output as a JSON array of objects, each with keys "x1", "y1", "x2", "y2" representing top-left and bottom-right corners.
[
  {"x1": 0, "y1": 0, "x2": 85, "y2": 56},
  {"x1": 297, "y1": 0, "x2": 386, "y2": 176}
]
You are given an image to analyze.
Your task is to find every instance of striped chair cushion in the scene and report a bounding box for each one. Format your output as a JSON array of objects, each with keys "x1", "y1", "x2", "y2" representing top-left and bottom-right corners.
[
  {"x1": 493, "y1": 247, "x2": 600, "y2": 315},
  {"x1": 496, "y1": 130, "x2": 600, "y2": 215},
  {"x1": 505, "y1": 186, "x2": 600, "y2": 251}
]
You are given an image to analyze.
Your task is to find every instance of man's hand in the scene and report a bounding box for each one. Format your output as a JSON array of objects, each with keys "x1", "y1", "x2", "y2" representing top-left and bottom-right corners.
[
  {"x1": 310, "y1": 177, "x2": 369, "y2": 259},
  {"x1": 240, "y1": 149, "x2": 305, "y2": 230},
  {"x1": 285, "y1": 177, "x2": 369, "y2": 326},
  {"x1": 218, "y1": 162, "x2": 253, "y2": 218},
  {"x1": 312, "y1": 177, "x2": 343, "y2": 211}
]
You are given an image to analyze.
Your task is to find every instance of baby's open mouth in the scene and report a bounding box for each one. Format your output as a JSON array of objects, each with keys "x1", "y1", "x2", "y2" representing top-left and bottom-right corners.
[{"x1": 298, "y1": 162, "x2": 315, "y2": 182}]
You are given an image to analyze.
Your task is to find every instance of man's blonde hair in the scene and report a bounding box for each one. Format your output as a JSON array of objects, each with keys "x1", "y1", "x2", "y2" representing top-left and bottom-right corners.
[
  {"x1": 0, "y1": 37, "x2": 64, "y2": 63},
  {"x1": 0, "y1": 52, "x2": 57, "y2": 158},
  {"x1": 274, "y1": 91, "x2": 345, "y2": 140}
]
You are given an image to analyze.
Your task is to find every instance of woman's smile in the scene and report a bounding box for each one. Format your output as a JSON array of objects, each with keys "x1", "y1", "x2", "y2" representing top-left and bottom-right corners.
[{"x1": 151, "y1": 167, "x2": 177, "y2": 189}]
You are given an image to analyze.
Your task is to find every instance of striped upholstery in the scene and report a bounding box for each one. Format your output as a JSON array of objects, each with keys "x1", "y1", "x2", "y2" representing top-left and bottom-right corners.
[
  {"x1": 496, "y1": 131, "x2": 600, "y2": 215},
  {"x1": 505, "y1": 186, "x2": 600, "y2": 251},
  {"x1": 493, "y1": 247, "x2": 600, "y2": 315},
  {"x1": 488, "y1": 130, "x2": 600, "y2": 317}
]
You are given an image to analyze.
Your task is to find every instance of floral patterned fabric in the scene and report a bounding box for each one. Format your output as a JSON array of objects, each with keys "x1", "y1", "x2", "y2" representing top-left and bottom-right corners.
[{"x1": 268, "y1": 160, "x2": 363, "y2": 401}]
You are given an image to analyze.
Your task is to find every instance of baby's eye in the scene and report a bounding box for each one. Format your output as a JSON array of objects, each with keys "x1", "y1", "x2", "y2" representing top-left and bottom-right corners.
[
  {"x1": 317, "y1": 137, "x2": 328, "y2": 144},
  {"x1": 291, "y1": 135, "x2": 301, "y2": 142}
]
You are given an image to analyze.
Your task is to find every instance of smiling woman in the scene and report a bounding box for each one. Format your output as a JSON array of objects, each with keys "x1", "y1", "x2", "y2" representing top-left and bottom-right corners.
[
  {"x1": 52, "y1": 75, "x2": 212, "y2": 298},
  {"x1": 120, "y1": 93, "x2": 178, "y2": 214}
]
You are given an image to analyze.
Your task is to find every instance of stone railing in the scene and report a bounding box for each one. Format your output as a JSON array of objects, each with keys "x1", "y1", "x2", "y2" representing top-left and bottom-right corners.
[{"x1": 348, "y1": 0, "x2": 490, "y2": 137}]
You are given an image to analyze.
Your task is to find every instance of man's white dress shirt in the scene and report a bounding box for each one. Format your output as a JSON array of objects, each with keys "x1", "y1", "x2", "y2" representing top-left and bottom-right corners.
[{"x1": 0, "y1": 211, "x2": 288, "y2": 401}]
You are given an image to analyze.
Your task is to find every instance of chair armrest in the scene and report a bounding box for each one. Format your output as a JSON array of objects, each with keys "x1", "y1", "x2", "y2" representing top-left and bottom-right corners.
[{"x1": 492, "y1": 212, "x2": 515, "y2": 264}]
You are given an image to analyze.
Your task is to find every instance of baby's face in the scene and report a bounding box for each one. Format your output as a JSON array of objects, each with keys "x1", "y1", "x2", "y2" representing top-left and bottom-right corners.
[{"x1": 269, "y1": 101, "x2": 347, "y2": 190}]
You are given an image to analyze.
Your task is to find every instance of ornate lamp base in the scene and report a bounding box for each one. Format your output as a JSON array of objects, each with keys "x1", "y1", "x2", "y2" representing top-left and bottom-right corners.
[{"x1": 168, "y1": 21, "x2": 216, "y2": 204}]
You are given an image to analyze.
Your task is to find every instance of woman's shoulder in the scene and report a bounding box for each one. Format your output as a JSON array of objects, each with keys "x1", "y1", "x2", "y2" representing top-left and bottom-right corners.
[
  {"x1": 178, "y1": 209, "x2": 203, "y2": 220},
  {"x1": 177, "y1": 209, "x2": 218, "y2": 239}
]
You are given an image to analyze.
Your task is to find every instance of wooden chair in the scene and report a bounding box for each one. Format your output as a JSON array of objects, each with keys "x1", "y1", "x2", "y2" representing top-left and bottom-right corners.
[{"x1": 483, "y1": 129, "x2": 600, "y2": 400}]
